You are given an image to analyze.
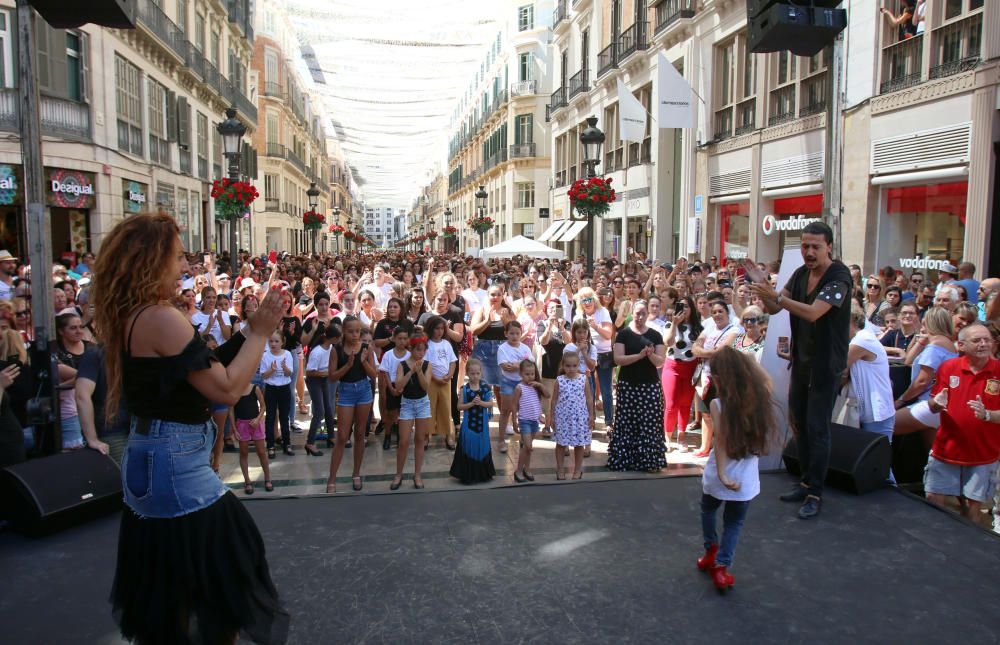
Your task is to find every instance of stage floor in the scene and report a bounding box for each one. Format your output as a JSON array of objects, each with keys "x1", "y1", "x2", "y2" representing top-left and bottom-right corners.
[{"x1": 2, "y1": 474, "x2": 999, "y2": 644}]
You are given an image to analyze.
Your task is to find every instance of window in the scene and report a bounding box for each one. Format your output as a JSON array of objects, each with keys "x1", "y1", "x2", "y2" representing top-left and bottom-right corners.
[
  {"x1": 196, "y1": 112, "x2": 208, "y2": 179},
  {"x1": 262, "y1": 10, "x2": 275, "y2": 34},
  {"x1": 116, "y1": 55, "x2": 143, "y2": 155},
  {"x1": 147, "y1": 78, "x2": 170, "y2": 165},
  {"x1": 65, "y1": 32, "x2": 84, "y2": 101},
  {"x1": 176, "y1": 0, "x2": 187, "y2": 34},
  {"x1": 713, "y1": 34, "x2": 756, "y2": 140},
  {"x1": 194, "y1": 13, "x2": 205, "y2": 52},
  {"x1": 516, "y1": 182, "x2": 535, "y2": 209},
  {"x1": 515, "y1": 114, "x2": 533, "y2": 145},
  {"x1": 189, "y1": 191, "x2": 201, "y2": 251},
  {"x1": 210, "y1": 31, "x2": 219, "y2": 67},
  {"x1": 266, "y1": 112, "x2": 279, "y2": 144},
  {"x1": 766, "y1": 49, "x2": 826, "y2": 125},
  {"x1": 177, "y1": 187, "x2": 190, "y2": 245},
  {"x1": 264, "y1": 51, "x2": 279, "y2": 86},
  {"x1": 0, "y1": 11, "x2": 10, "y2": 88},
  {"x1": 265, "y1": 174, "x2": 279, "y2": 201},
  {"x1": 768, "y1": 51, "x2": 796, "y2": 125},
  {"x1": 518, "y1": 4, "x2": 534, "y2": 31},
  {"x1": 518, "y1": 52, "x2": 533, "y2": 82}
]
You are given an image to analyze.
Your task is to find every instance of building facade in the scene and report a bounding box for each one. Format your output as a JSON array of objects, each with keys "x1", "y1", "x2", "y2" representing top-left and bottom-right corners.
[
  {"x1": 0, "y1": 0, "x2": 258, "y2": 257},
  {"x1": 251, "y1": 0, "x2": 332, "y2": 255},
  {"x1": 446, "y1": 0, "x2": 554, "y2": 254},
  {"x1": 545, "y1": 0, "x2": 998, "y2": 276},
  {"x1": 364, "y1": 206, "x2": 402, "y2": 249}
]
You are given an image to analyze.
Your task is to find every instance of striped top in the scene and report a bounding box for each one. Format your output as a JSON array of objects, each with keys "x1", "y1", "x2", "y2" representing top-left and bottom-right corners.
[{"x1": 516, "y1": 382, "x2": 543, "y2": 422}]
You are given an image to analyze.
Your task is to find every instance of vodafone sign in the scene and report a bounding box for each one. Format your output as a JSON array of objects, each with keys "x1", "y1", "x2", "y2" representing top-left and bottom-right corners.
[{"x1": 761, "y1": 214, "x2": 820, "y2": 236}]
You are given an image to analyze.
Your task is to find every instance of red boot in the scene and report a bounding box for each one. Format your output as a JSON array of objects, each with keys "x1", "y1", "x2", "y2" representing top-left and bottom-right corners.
[
  {"x1": 696, "y1": 544, "x2": 718, "y2": 571},
  {"x1": 710, "y1": 565, "x2": 734, "y2": 593}
]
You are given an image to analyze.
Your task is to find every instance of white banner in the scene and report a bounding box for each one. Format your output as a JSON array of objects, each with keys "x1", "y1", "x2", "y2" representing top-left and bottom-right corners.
[
  {"x1": 657, "y1": 52, "x2": 694, "y2": 129},
  {"x1": 686, "y1": 216, "x2": 701, "y2": 254},
  {"x1": 617, "y1": 79, "x2": 647, "y2": 142}
]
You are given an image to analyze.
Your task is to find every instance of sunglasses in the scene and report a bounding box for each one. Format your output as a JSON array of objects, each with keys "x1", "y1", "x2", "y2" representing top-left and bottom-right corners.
[
  {"x1": 613, "y1": 281, "x2": 623, "y2": 285},
  {"x1": 868, "y1": 285, "x2": 880, "y2": 290},
  {"x1": 741, "y1": 317, "x2": 759, "y2": 325},
  {"x1": 581, "y1": 297, "x2": 595, "y2": 304}
]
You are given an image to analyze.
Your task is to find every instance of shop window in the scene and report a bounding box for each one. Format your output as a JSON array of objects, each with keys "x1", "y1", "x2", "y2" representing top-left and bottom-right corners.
[
  {"x1": 881, "y1": 181, "x2": 966, "y2": 267},
  {"x1": 720, "y1": 202, "x2": 750, "y2": 260}
]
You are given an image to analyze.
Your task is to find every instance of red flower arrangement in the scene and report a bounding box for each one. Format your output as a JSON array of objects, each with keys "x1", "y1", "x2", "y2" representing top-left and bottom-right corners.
[
  {"x1": 303, "y1": 210, "x2": 325, "y2": 230},
  {"x1": 568, "y1": 176, "x2": 616, "y2": 218},
  {"x1": 426, "y1": 231, "x2": 439, "y2": 239},
  {"x1": 344, "y1": 230, "x2": 357, "y2": 241},
  {"x1": 211, "y1": 178, "x2": 259, "y2": 221},
  {"x1": 442, "y1": 226, "x2": 458, "y2": 238},
  {"x1": 467, "y1": 215, "x2": 495, "y2": 234},
  {"x1": 329, "y1": 224, "x2": 345, "y2": 235}
]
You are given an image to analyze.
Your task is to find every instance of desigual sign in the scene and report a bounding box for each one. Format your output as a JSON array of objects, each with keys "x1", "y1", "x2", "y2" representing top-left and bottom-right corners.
[
  {"x1": 46, "y1": 168, "x2": 97, "y2": 209},
  {"x1": 898, "y1": 257, "x2": 952, "y2": 270},
  {"x1": 761, "y1": 214, "x2": 820, "y2": 236}
]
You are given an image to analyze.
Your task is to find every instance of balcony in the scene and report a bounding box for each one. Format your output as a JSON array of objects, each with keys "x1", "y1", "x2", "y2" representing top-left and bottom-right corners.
[
  {"x1": 510, "y1": 80, "x2": 537, "y2": 96},
  {"x1": 265, "y1": 142, "x2": 287, "y2": 158},
  {"x1": 734, "y1": 97, "x2": 756, "y2": 136},
  {"x1": 227, "y1": 0, "x2": 252, "y2": 41},
  {"x1": 484, "y1": 148, "x2": 508, "y2": 171},
  {"x1": 135, "y1": 0, "x2": 188, "y2": 63},
  {"x1": 616, "y1": 21, "x2": 649, "y2": 63},
  {"x1": 0, "y1": 91, "x2": 91, "y2": 141},
  {"x1": 654, "y1": 0, "x2": 696, "y2": 36},
  {"x1": 713, "y1": 108, "x2": 733, "y2": 142},
  {"x1": 597, "y1": 43, "x2": 617, "y2": 78},
  {"x1": 767, "y1": 85, "x2": 796, "y2": 127},
  {"x1": 929, "y1": 12, "x2": 982, "y2": 80},
  {"x1": 554, "y1": 170, "x2": 567, "y2": 188},
  {"x1": 879, "y1": 34, "x2": 923, "y2": 94},
  {"x1": 548, "y1": 87, "x2": 568, "y2": 113},
  {"x1": 509, "y1": 143, "x2": 536, "y2": 158},
  {"x1": 262, "y1": 81, "x2": 285, "y2": 100},
  {"x1": 568, "y1": 69, "x2": 589, "y2": 99},
  {"x1": 553, "y1": 0, "x2": 569, "y2": 28},
  {"x1": 264, "y1": 198, "x2": 280, "y2": 211}
]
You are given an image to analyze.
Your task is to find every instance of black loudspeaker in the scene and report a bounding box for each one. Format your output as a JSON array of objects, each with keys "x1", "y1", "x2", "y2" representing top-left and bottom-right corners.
[
  {"x1": 0, "y1": 450, "x2": 122, "y2": 535},
  {"x1": 746, "y1": 0, "x2": 841, "y2": 19},
  {"x1": 782, "y1": 423, "x2": 891, "y2": 495},
  {"x1": 748, "y1": 4, "x2": 847, "y2": 56},
  {"x1": 30, "y1": 0, "x2": 136, "y2": 29}
]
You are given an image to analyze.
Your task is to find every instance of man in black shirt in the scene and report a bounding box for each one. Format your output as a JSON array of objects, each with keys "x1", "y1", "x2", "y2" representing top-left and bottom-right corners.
[{"x1": 748, "y1": 222, "x2": 852, "y2": 519}]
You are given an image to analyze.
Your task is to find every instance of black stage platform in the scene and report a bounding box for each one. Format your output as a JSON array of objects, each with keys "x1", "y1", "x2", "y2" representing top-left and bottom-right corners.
[{"x1": 2, "y1": 474, "x2": 1000, "y2": 644}]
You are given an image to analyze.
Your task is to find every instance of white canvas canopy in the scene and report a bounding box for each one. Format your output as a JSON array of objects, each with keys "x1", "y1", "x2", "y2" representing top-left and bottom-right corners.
[{"x1": 479, "y1": 235, "x2": 566, "y2": 260}]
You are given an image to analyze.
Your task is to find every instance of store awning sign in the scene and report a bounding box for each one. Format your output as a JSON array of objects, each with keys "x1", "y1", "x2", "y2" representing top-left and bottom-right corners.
[
  {"x1": 0, "y1": 164, "x2": 22, "y2": 206},
  {"x1": 46, "y1": 168, "x2": 96, "y2": 209},
  {"x1": 762, "y1": 214, "x2": 820, "y2": 236},
  {"x1": 123, "y1": 179, "x2": 148, "y2": 214}
]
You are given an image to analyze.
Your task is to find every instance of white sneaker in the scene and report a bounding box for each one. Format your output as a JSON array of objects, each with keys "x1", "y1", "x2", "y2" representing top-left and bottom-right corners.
[{"x1": 505, "y1": 425, "x2": 514, "y2": 435}]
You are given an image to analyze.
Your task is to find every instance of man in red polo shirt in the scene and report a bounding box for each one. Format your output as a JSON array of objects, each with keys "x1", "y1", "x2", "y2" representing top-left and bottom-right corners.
[{"x1": 925, "y1": 323, "x2": 1000, "y2": 521}]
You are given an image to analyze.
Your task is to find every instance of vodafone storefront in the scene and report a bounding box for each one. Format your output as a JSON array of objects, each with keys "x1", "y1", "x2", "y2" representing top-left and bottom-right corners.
[
  {"x1": 874, "y1": 181, "x2": 967, "y2": 277},
  {"x1": 756, "y1": 193, "x2": 823, "y2": 262}
]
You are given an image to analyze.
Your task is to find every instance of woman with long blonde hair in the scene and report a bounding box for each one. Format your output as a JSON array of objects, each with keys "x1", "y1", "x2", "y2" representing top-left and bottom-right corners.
[{"x1": 92, "y1": 213, "x2": 288, "y2": 645}]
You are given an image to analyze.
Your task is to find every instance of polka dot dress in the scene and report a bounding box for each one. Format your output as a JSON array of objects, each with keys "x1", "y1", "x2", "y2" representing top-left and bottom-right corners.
[{"x1": 607, "y1": 381, "x2": 667, "y2": 472}]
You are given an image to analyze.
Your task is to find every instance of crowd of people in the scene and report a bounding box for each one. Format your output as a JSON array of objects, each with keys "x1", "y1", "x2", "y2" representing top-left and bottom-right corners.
[{"x1": 1, "y1": 212, "x2": 999, "y2": 633}]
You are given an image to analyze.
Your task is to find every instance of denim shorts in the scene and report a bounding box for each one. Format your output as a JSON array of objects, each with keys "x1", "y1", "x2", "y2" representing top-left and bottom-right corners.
[
  {"x1": 518, "y1": 419, "x2": 540, "y2": 435},
  {"x1": 61, "y1": 415, "x2": 84, "y2": 449},
  {"x1": 337, "y1": 379, "x2": 373, "y2": 407},
  {"x1": 500, "y1": 379, "x2": 520, "y2": 395},
  {"x1": 472, "y1": 339, "x2": 503, "y2": 386},
  {"x1": 924, "y1": 455, "x2": 998, "y2": 503},
  {"x1": 122, "y1": 418, "x2": 228, "y2": 519},
  {"x1": 400, "y1": 395, "x2": 432, "y2": 421}
]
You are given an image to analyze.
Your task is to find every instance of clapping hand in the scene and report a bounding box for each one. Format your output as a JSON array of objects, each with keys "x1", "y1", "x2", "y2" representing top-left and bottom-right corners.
[
  {"x1": 248, "y1": 288, "x2": 284, "y2": 337},
  {"x1": 741, "y1": 259, "x2": 768, "y2": 284},
  {"x1": 0, "y1": 364, "x2": 19, "y2": 389},
  {"x1": 932, "y1": 387, "x2": 949, "y2": 411},
  {"x1": 968, "y1": 395, "x2": 989, "y2": 420}
]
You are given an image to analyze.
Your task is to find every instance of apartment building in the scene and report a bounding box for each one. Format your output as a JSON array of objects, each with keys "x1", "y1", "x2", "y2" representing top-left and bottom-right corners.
[
  {"x1": 0, "y1": 0, "x2": 258, "y2": 258},
  {"x1": 446, "y1": 0, "x2": 554, "y2": 253},
  {"x1": 547, "y1": 0, "x2": 998, "y2": 274},
  {"x1": 251, "y1": 0, "x2": 333, "y2": 254},
  {"x1": 364, "y1": 206, "x2": 401, "y2": 248}
]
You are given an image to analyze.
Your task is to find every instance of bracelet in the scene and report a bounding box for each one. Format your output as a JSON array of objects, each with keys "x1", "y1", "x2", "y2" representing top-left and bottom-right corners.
[{"x1": 776, "y1": 294, "x2": 784, "y2": 307}]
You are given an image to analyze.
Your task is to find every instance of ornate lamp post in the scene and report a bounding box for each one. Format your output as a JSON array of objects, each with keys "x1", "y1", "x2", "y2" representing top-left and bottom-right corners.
[
  {"x1": 306, "y1": 182, "x2": 320, "y2": 254},
  {"x1": 578, "y1": 116, "x2": 606, "y2": 276},
  {"x1": 444, "y1": 206, "x2": 452, "y2": 253},
  {"x1": 332, "y1": 206, "x2": 341, "y2": 253},
  {"x1": 475, "y1": 185, "x2": 488, "y2": 250},
  {"x1": 345, "y1": 214, "x2": 354, "y2": 254},
  {"x1": 216, "y1": 107, "x2": 247, "y2": 269},
  {"x1": 645, "y1": 215, "x2": 653, "y2": 255}
]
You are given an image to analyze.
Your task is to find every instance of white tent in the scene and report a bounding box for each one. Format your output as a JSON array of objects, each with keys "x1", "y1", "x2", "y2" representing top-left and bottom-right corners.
[{"x1": 479, "y1": 235, "x2": 565, "y2": 260}]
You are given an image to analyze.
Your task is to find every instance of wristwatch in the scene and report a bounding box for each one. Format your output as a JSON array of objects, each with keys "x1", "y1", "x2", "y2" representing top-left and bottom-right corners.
[{"x1": 776, "y1": 294, "x2": 784, "y2": 307}]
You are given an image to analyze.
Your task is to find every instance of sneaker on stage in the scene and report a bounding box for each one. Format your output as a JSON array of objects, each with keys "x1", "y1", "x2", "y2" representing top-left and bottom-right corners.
[
  {"x1": 779, "y1": 484, "x2": 809, "y2": 503},
  {"x1": 798, "y1": 496, "x2": 822, "y2": 519}
]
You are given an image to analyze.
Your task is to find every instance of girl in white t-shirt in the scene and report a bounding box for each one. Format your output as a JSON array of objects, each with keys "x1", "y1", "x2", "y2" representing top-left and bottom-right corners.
[
  {"x1": 564, "y1": 319, "x2": 597, "y2": 375},
  {"x1": 496, "y1": 320, "x2": 533, "y2": 448},
  {"x1": 696, "y1": 347, "x2": 776, "y2": 594},
  {"x1": 378, "y1": 324, "x2": 412, "y2": 451},
  {"x1": 461, "y1": 270, "x2": 489, "y2": 313},
  {"x1": 424, "y1": 315, "x2": 458, "y2": 447}
]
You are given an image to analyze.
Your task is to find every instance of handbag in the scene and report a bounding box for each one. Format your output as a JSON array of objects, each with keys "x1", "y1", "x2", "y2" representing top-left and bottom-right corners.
[
  {"x1": 597, "y1": 351, "x2": 614, "y2": 371},
  {"x1": 831, "y1": 385, "x2": 861, "y2": 428}
]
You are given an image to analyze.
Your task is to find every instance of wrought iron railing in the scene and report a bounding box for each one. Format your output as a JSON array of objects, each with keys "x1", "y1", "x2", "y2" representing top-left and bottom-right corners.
[
  {"x1": 568, "y1": 68, "x2": 589, "y2": 98},
  {"x1": 553, "y1": 0, "x2": 569, "y2": 27},
  {"x1": 617, "y1": 21, "x2": 649, "y2": 61},
  {"x1": 510, "y1": 80, "x2": 537, "y2": 96},
  {"x1": 598, "y1": 42, "x2": 617, "y2": 77},
  {"x1": 39, "y1": 96, "x2": 92, "y2": 141},
  {"x1": 654, "y1": 0, "x2": 696, "y2": 36},
  {"x1": 713, "y1": 108, "x2": 733, "y2": 141},
  {"x1": 929, "y1": 12, "x2": 981, "y2": 80},
  {"x1": 880, "y1": 34, "x2": 923, "y2": 94},
  {"x1": 767, "y1": 85, "x2": 796, "y2": 126},
  {"x1": 549, "y1": 87, "x2": 568, "y2": 112},
  {"x1": 509, "y1": 143, "x2": 536, "y2": 158}
]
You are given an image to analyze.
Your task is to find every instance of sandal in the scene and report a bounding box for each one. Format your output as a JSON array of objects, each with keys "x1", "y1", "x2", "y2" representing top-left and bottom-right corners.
[
  {"x1": 413, "y1": 478, "x2": 425, "y2": 490},
  {"x1": 264, "y1": 480, "x2": 274, "y2": 492},
  {"x1": 572, "y1": 471, "x2": 583, "y2": 480},
  {"x1": 244, "y1": 482, "x2": 255, "y2": 495},
  {"x1": 556, "y1": 470, "x2": 566, "y2": 481},
  {"x1": 352, "y1": 476, "x2": 363, "y2": 491},
  {"x1": 523, "y1": 470, "x2": 535, "y2": 482},
  {"x1": 267, "y1": 447, "x2": 276, "y2": 459},
  {"x1": 390, "y1": 476, "x2": 403, "y2": 491},
  {"x1": 325, "y1": 480, "x2": 335, "y2": 493},
  {"x1": 514, "y1": 470, "x2": 525, "y2": 483}
]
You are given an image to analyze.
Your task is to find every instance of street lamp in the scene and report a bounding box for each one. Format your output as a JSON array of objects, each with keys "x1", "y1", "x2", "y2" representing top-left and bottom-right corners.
[
  {"x1": 475, "y1": 185, "x2": 488, "y2": 251},
  {"x1": 645, "y1": 216, "x2": 653, "y2": 254},
  {"x1": 217, "y1": 107, "x2": 247, "y2": 270},
  {"x1": 332, "y1": 206, "x2": 341, "y2": 253},
  {"x1": 307, "y1": 182, "x2": 320, "y2": 254},
  {"x1": 578, "y1": 116, "x2": 605, "y2": 276},
  {"x1": 444, "y1": 206, "x2": 452, "y2": 253},
  {"x1": 346, "y1": 214, "x2": 353, "y2": 254}
]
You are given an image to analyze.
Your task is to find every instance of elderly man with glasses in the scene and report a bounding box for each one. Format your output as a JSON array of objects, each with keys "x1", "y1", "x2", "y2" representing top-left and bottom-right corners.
[{"x1": 978, "y1": 278, "x2": 999, "y2": 321}]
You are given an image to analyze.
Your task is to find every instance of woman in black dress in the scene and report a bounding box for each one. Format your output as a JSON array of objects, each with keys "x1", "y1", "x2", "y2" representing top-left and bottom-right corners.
[
  {"x1": 607, "y1": 300, "x2": 667, "y2": 472},
  {"x1": 93, "y1": 213, "x2": 288, "y2": 644}
]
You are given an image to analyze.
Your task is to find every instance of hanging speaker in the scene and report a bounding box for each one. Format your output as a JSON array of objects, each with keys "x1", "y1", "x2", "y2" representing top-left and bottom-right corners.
[
  {"x1": 748, "y1": 4, "x2": 847, "y2": 57},
  {"x1": 29, "y1": 0, "x2": 136, "y2": 29}
]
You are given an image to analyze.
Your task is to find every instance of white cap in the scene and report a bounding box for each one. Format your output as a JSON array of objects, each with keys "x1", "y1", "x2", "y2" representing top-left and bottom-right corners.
[{"x1": 939, "y1": 262, "x2": 958, "y2": 274}]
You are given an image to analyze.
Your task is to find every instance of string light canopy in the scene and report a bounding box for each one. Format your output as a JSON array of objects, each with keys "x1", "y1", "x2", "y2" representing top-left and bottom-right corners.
[{"x1": 285, "y1": 0, "x2": 506, "y2": 207}]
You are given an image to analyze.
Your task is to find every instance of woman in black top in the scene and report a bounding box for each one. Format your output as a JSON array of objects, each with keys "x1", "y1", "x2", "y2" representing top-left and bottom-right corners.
[
  {"x1": 326, "y1": 316, "x2": 378, "y2": 493},
  {"x1": 279, "y1": 297, "x2": 305, "y2": 418},
  {"x1": 390, "y1": 338, "x2": 432, "y2": 490},
  {"x1": 607, "y1": 300, "x2": 667, "y2": 472},
  {"x1": 92, "y1": 214, "x2": 288, "y2": 645},
  {"x1": 537, "y1": 299, "x2": 571, "y2": 435}
]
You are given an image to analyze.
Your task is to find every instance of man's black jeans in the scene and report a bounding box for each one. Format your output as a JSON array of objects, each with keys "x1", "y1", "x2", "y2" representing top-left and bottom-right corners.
[{"x1": 788, "y1": 363, "x2": 839, "y2": 497}]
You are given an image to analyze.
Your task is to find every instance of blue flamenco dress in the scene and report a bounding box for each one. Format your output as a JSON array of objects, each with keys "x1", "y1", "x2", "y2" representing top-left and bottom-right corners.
[{"x1": 449, "y1": 383, "x2": 496, "y2": 484}]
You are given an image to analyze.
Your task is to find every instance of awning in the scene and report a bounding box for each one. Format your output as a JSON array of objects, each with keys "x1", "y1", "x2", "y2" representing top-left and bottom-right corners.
[
  {"x1": 557, "y1": 220, "x2": 588, "y2": 243},
  {"x1": 536, "y1": 220, "x2": 568, "y2": 242},
  {"x1": 541, "y1": 220, "x2": 574, "y2": 242}
]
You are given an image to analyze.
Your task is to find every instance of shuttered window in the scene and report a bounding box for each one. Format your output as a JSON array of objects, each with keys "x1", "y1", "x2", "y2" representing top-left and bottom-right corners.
[
  {"x1": 115, "y1": 55, "x2": 143, "y2": 155},
  {"x1": 196, "y1": 112, "x2": 209, "y2": 179}
]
